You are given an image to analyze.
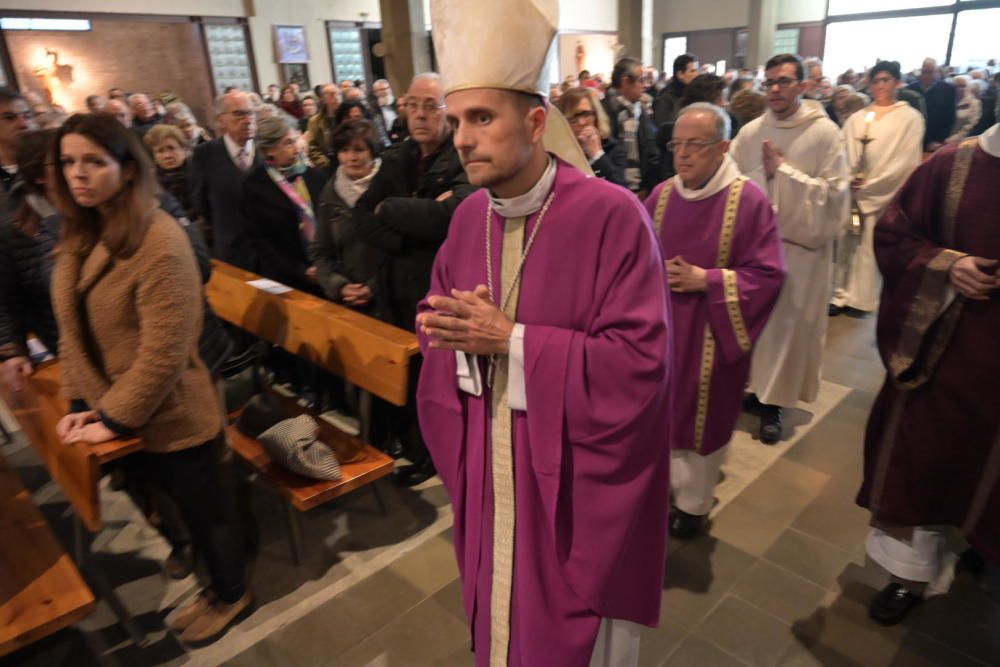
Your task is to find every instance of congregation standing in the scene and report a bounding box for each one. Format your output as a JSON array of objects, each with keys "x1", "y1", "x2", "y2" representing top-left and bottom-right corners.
[{"x1": 0, "y1": 6, "x2": 997, "y2": 662}]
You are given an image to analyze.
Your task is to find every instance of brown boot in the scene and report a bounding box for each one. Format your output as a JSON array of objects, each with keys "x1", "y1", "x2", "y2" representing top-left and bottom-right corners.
[
  {"x1": 165, "y1": 589, "x2": 215, "y2": 632},
  {"x1": 180, "y1": 590, "x2": 253, "y2": 645}
]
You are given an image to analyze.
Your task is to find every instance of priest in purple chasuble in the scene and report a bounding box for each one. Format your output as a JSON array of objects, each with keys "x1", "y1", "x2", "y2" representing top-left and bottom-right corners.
[
  {"x1": 415, "y1": 1, "x2": 672, "y2": 665},
  {"x1": 644, "y1": 104, "x2": 785, "y2": 539},
  {"x1": 856, "y1": 124, "x2": 1000, "y2": 626}
]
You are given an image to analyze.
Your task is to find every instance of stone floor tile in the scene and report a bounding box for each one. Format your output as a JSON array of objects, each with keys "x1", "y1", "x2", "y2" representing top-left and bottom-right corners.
[
  {"x1": 431, "y1": 577, "x2": 467, "y2": 624},
  {"x1": 710, "y1": 500, "x2": 789, "y2": 557},
  {"x1": 764, "y1": 529, "x2": 855, "y2": 591},
  {"x1": 663, "y1": 635, "x2": 750, "y2": 667},
  {"x1": 732, "y1": 560, "x2": 830, "y2": 625},
  {"x1": 660, "y1": 537, "x2": 757, "y2": 630},
  {"x1": 637, "y1": 620, "x2": 688, "y2": 667},
  {"x1": 692, "y1": 595, "x2": 795, "y2": 667},
  {"x1": 907, "y1": 574, "x2": 1000, "y2": 666},
  {"x1": 386, "y1": 533, "x2": 459, "y2": 597},
  {"x1": 730, "y1": 459, "x2": 830, "y2": 526},
  {"x1": 790, "y1": 491, "x2": 871, "y2": 552}
]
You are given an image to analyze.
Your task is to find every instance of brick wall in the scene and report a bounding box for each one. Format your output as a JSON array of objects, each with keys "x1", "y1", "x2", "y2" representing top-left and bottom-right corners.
[{"x1": 8, "y1": 19, "x2": 215, "y2": 126}]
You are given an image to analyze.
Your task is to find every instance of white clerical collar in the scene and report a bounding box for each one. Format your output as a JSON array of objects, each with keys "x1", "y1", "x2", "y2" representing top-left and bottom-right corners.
[
  {"x1": 673, "y1": 154, "x2": 742, "y2": 202},
  {"x1": 980, "y1": 124, "x2": 1000, "y2": 158},
  {"x1": 489, "y1": 156, "x2": 557, "y2": 218}
]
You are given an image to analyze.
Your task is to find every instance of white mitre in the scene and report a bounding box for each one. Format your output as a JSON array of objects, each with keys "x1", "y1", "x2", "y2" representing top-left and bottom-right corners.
[{"x1": 430, "y1": 0, "x2": 593, "y2": 175}]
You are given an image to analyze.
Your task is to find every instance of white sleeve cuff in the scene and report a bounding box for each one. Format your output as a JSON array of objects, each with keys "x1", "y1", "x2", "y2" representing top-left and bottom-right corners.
[
  {"x1": 589, "y1": 150, "x2": 606, "y2": 165},
  {"x1": 508, "y1": 324, "x2": 527, "y2": 411},
  {"x1": 456, "y1": 352, "x2": 482, "y2": 397}
]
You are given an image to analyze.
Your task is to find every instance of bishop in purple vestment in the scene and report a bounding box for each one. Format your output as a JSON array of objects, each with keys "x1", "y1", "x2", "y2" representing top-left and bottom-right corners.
[{"x1": 644, "y1": 105, "x2": 785, "y2": 538}]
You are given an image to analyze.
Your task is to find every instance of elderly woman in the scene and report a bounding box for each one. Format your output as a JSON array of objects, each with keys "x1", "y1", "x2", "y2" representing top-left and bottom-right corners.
[
  {"x1": 555, "y1": 87, "x2": 626, "y2": 187},
  {"x1": 311, "y1": 120, "x2": 381, "y2": 308},
  {"x1": 167, "y1": 102, "x2": 212, "y2": 145},
  {"x1": 947, "y1": 75, "x2": 982, "y2": 144},
  {"x1": 144, "y1": 124, "x2": 198, "y2": 223},
  {"x1": 242, "y1": 114, "x2": 326, "y2": 294}
]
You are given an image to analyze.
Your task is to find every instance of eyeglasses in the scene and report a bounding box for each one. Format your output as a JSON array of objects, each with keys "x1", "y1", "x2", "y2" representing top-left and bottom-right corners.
[
  {"x1": 762, "y1": 77, "x2": 799, "y2": 90},
  {"x1": 0, "y1": 110, "x2": 35, "y2": 122},
  {"x1": 404, "y1": 101, "x2": 446, "y2": 114},
  {"x1": 567, "y1": 110, "x2": 595, "y2": 124},
  {"x1": 227, "y1": 110, "x2": 254, "y2": 119},
  {"x1": 667, "y1": 139, "x2": 721, "y2": 153}
]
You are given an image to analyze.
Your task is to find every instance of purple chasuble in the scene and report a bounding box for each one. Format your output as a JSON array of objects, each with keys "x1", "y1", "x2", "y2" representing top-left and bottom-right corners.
[
  {"x1": 644, "y1": 177, "x2": 785, "y2": 455},
  {"x1": 417, "y1": 160, "x2": 672, "y2": 666}
]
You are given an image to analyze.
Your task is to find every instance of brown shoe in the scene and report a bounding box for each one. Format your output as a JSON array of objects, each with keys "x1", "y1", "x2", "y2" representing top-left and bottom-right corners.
[
  {"x1": 180, "y1": 590, "x2": 253, "y2": 645},
  {"x1": 165, "y1": 589, "x2": 215, "y2": 632}
]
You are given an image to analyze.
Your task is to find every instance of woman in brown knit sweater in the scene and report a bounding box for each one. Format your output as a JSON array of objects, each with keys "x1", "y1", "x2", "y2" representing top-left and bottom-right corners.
[{"x1": 50, "y1": 113, "x2": 250, "y2": 645}]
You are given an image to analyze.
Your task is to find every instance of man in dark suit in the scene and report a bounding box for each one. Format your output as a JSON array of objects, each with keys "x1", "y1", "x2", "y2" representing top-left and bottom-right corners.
[
  {"x1": 190, "y1": 91, "x2": 260, "y2": 271},
  {"x1": 369, "y1": 79, "x2": 400, "y2": 146},
  {"x1": 908, "y1": 58, "x2": 957, "y2": 152},
  {"x1": 355, "y1": 72, "x2": 475, "y2": 487}
]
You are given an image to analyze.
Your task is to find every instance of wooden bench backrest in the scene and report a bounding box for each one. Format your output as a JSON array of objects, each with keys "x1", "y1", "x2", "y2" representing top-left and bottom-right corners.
[
  {"x1": 0, "y1": 453, "x2": 96, "y2": 657},
  {"x1": 0, "y1": 362, "x2": 141, "y2": 532},
  {"x1": 206, "y1": 261, "x2": 420, "y2": 406}
]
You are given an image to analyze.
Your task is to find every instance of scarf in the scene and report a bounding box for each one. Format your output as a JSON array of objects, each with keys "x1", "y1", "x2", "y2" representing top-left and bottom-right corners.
[
  {"x1": 266, "y1": 157, "x2": 316, "y2": 241},
  {"x1": 334, "y1": 159, "x2": 381, "y2": 208}
]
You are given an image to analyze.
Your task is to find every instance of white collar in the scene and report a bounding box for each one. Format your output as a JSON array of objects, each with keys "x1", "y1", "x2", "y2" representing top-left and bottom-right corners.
[
  {"x1": 980, "y1": 124, "x2": 1000, "y2": 158},
  {"x1": 223, "y1": 134, "x2": 254, "y2": 161},
  {"x1": 489, "y1": 156, "x2": 557, "y2": 218},
  {"x1": 673, "y1": 154, "x2": 742, "y2": 202}
]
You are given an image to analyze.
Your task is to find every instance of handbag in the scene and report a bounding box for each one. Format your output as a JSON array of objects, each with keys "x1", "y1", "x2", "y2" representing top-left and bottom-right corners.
[{"x1": 257, "y1": 414, "x2": 342, "y2": 481}]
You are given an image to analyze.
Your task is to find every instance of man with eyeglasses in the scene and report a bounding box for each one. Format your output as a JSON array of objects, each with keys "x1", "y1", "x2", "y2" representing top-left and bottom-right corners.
[
  {"x1": 190, "y1": 91, "x2": 261, "y2": 270},
  {"x1": 307, "y1": 84, "x2": 342, "y2": 171},
  {"x1": 644, "y1": 103, "x2": 785, "y2": 539},
  {"x1": 355, "y1": 72, "x2": 475, "y2": 488},
  {"x1": 730, "y1": 53, "x2": 850, "y2": 445},
  {"x1": 604, "y1": 56, "x2": 662, "y2": 198},
  {"x1": 0, "y1": 88, "x2": 37, "y2": 195}
]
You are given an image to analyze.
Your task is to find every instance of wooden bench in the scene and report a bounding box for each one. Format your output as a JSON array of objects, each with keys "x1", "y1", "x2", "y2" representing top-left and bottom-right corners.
[
  {"x1": 207, "y1": 262, "x2": 417, "y2": 562},
  {"x1": 0, "y1": 361, "x2": 148, "y2": 646},
  {"x1": 0, "y1": 451, "x2": 96, "y2": 658}
]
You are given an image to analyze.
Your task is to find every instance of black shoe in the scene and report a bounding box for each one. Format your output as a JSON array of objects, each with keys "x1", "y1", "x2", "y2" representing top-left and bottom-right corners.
[
  {"x1": 384, "y1": 438, "x2": 405, "y2": 459},
  {"x1": 869, "y1": 583, "x2": 922, "y2": 626},
  {"x1": 668, "y1": 507, "x2": 705, "y2": 540},
  {"x1": 164, "y1": 544, "x2": 195, "y2": 580},
  {"x1": 392, "y1": 459, "x2": 437, "y2": 487},
  {"x1": 759, "y1": 405, "x2": 783, "y2": 445},
  {"x1": 957, "y1": 548, "x2": 986, "y2": 576},
  {"x1": 743, "y1": 393, "x2": 762, "y2": 414},
  {"x1": 828, "y1": 304, "x2": 846, "y2": 317}
]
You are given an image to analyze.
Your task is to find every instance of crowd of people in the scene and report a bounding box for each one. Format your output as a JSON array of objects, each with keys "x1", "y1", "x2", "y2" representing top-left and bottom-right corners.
[{"x1": 0, "y1": 28, "x2": 996, "y2": 661}]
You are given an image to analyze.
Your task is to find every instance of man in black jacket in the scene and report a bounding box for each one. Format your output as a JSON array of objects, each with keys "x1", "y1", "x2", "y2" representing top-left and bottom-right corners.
[
  {"x1": 654, "y1": 53, "x2": 699, "y2": 127},
  {"x1": 908, "y1": 58, "x2": 957, "y2": 152},
  {"x1": 355, "y1": 72, "x2": 476, "y2": 486},
  {"x1": 190, "y1": 91, "x2": 261, "y2": 271},
  {"x1": 603, "y1": 57, "x2": 663, "y2": 198}
]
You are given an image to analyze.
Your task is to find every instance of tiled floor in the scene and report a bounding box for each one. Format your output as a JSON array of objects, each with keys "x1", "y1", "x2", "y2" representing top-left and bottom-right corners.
[{"x1": 3, "y1": 315, "x2": 998, "y2": 667}]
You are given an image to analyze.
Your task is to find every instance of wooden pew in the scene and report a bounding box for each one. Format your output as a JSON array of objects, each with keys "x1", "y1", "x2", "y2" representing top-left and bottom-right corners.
[
  {"x1": 206, "y1": 260, "x2": 420, "y2": 406},
  {"x1": 207, "y1": 262, "x2": 413, "y2": 562},
  {"x1": 0, "y1": 454, "x2": 96, "y2": 658},
  {"x1": 0, "y1": 361, "x2": 147, "y2": 646}
]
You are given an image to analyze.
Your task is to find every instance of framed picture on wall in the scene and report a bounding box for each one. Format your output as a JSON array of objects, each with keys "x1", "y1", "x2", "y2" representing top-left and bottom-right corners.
[
  {"x1": 280, "y1": 63, "x2": 310, "y2": 89},
  {"x1": 275, "y1": 25, "x2": 309, "y2": 64}
]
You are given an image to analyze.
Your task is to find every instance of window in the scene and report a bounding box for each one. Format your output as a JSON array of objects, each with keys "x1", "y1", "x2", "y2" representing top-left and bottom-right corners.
[
  {"x1": 827, "y1": 0, "x2": 949, "y2": 16},
  {"x1": 823, "y1": 13, "x2": 951, "y2": 79},
  {"x1": 950, "y1": 8, "x2": 1000, "y2": 70},
  {"x1": 204, "y1": 24, "x2": 254, "y2": 94},
  {"x1": 0, "y1": 17, "x2": 91, "y2": 31},
  {"x1": 663, "y1": 36, "x2": 688, "y2": 72},
  {"x1": 328, "y1": 25, "x2": 366, "y2": 83},
  {"x1": 772, "y1": 28, "x2": 799, "y2": 56}
]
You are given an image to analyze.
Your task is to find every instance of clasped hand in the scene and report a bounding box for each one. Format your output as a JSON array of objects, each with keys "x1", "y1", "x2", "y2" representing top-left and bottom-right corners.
[
  {"x1": 55, "y1": 410, "x2": 116, "y2": 445},
  {"x1": 417, "y1": 285, "x2": 515, "y2": 355},
  {"x1": 949, "y1": 256, "x2": 999, "y2": 301},
  {"x1": 666, "y1": 256, "x2": 708, "y2": 293}
]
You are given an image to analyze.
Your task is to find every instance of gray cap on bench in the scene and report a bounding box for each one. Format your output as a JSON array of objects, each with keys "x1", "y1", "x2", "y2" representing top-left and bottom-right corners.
[{"x1": 258, "y1": 415, "x2": 343, "y2": 481}]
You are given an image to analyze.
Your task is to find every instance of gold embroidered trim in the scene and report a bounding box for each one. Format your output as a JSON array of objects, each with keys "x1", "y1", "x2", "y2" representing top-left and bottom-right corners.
[
  {"x1": 716, "y1": 177, "x2": 746, "y2": 267},
  {"x1": 694, "y1": 324, "x2": 716, "y2": 452},
  {"x1": 653, "y1": 179, "x2": 675, "y2": 236},
  {"x1": 488, "y1": 216, "x2": 525, "y2": 667},
  {"x1": 722, "y1": 269, "x2": 752, "y2": 354},
  {"x1": 942, "y1": 138, "x2": 977, "y2": 247}
]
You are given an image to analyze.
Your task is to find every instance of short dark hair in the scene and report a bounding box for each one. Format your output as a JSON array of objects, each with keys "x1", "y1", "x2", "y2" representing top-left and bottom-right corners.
[
  {"x1": 579, "y1": 69, "x2": 591, "y2": 79},
  {"x1": 511, "y1": 90, "x2": 544, "y2": 115},
  {"x1": 331, "y1": 119, "x2": 378, "y2": 156},
  {"x1": 334, "y1": 100, "x2": 372, "y2": 126},
  {"x1": 870, "y1": 60, "x2": 902, "y2": 81},
  {"x1": 673, "y1": 54, "x2": 697, "y2": 77},
  {"x1": 11, "y1": 129, "x2": 57, "y2": 235},
  {"x1": 0, "y1": 87, "x2": 24, "y2": 107},
  {"x1": 682, "y1": 74, "x2": 726, "y2": 107},
  {"x1": 765, "y1": 54, "x2": 804, "y2": 81},
  {"x1": 612, "y1": 57, "x2": 642, "y2": 88}
]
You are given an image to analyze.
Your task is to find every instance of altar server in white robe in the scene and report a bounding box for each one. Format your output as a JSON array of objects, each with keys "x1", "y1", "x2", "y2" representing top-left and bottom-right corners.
[
  {"x1": 730, "y1": 53, "x2": 850, "y2": 444},
  {"x1": 831, "y1": 60, "x2": 924, "y2": 315}
]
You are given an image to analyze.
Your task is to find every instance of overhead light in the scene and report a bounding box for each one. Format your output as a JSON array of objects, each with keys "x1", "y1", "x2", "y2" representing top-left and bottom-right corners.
[{"x1": 1, "y1": 18, "x2": 92, "y2": 31}]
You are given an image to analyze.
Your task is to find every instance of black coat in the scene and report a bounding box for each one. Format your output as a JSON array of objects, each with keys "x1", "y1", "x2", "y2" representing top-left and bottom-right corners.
[
  {"x1": 190, "y1": 137, "x2": 262, "y2": 270},
  {"x1": 311, "y1": 177, "x2": 380, "y2": 304},
  {"x1": 908, "y1": 80, "x2": 957, "y2": 148},
  {"x1": 602, "y1": 94, "x2": 663, "y2": 193},
  {"x1": 354, "y1": 137, "x2": 475, "y2": 330},
  {"x1": 242, "y1": 164, "x2": 328, "y2": 295},
  {"x1": 591, "y1": 136, "x2": 628, "y2": 188}
]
